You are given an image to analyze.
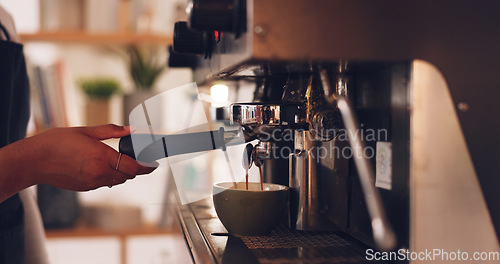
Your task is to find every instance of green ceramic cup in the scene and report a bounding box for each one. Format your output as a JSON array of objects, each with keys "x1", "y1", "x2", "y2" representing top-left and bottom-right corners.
[{"x1": 213, "y1": 182, "x2": 289, "y2": 236}]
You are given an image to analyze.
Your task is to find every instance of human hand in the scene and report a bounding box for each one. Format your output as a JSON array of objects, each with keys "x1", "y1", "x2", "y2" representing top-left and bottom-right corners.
[{"x1": 0, "y1": 124, "x2": 157, "y2": 199}]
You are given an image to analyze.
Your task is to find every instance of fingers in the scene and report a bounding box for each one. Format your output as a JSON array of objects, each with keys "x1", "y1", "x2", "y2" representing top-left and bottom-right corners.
[
  {"x1": 111, "y1": 151, "x2": 158, "y2": 178},
  {"x1": 97, "y1": 168, "x2": 129, "y2": 189},
  {"x1": 83, "y1": 124, "x2": 134, "y2": 140},
  {"x1": 103, "y1": 153, "x2": 157, "y2": 188},
  {"x1": 79, "y1": 131, "x2": 156, "y2": 190}
]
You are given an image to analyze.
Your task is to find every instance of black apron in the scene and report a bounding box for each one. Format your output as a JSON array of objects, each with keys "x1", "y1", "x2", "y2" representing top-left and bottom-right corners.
[{"x1": 0, "y1": 20, "x2": 30, "y2": 264}]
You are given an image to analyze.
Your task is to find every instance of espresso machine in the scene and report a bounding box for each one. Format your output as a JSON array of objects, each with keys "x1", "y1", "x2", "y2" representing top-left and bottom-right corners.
[{"x1": 122, "y1": 0, "x2": 500, "y2": 262}]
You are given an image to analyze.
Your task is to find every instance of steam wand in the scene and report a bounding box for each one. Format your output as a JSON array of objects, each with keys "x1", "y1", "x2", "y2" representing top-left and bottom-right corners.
[{"x1": 319, "y1": 69, "x2": 397, "y2": 251}]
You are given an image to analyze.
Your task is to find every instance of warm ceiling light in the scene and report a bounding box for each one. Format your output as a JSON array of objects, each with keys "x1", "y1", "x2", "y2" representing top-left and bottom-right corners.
[{"x1": 210, "y1": 84, "x2": 229, "y2": 107}]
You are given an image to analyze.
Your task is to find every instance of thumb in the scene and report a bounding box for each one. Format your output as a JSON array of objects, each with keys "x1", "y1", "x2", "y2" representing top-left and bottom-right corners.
[{"x1": 84, "y1": 124, "x2": 133, "y2": 140}]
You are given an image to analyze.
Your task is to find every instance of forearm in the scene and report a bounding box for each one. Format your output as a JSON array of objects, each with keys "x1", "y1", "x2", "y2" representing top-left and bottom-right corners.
[
  {"x1": 0, "y1": 125, "x2": 157, "y2": 203},
  {"x1": 0, "y1": 139, "x2": 38, "y2": 202}
]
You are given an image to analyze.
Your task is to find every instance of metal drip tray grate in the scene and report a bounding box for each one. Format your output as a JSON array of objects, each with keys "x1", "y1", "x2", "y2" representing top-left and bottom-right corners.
[
  {"x1": 240, "y1": 226, "x2": 376, "y2": 264},
  {"x1": 242, "y1": 226, "x2": 350, "y2": 249}
]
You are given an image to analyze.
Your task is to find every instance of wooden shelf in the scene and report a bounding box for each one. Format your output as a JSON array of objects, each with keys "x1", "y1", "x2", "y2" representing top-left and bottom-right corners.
[
  {"x1": 45, "y1": 225, "x2": 175, "y2": 239},
  {"x1": 45, "y1": 225, "x2": 180, "y2": 264},
  {"x1": 19, "y1": 31, "x2": 172, "y2": 45}
]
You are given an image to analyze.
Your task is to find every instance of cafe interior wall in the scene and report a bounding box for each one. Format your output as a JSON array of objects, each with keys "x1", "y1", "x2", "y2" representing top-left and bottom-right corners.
[{"x1": 1, "y1": 0, "x2": 194, "y2": 226}]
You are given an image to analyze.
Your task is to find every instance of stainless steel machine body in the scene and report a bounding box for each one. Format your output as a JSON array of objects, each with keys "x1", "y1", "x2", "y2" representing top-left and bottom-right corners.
[{"x1": 170, "y1": 0, "x2": 500, "y2": 260}]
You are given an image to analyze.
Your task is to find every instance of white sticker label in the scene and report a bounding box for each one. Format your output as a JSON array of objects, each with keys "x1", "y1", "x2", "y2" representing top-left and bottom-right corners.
[{"x1": 375, "y1": 141, "x2": 392, "y2": 190}]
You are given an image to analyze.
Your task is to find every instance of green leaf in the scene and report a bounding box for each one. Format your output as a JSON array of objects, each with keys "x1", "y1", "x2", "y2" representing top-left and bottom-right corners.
[
  {"x1": 128, "y1": 46, "x2": 165, "y2": 90},
  {"x1": 78, "y1": 78, "x2": 121, "y2": 99}
]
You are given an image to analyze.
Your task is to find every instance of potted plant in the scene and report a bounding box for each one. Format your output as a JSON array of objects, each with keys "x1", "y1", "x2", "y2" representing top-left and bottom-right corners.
[
  {"x1": 123, "y1": 46, "x2": 165, "y2": 125},
  {"x1": 79, "y1": 77, "x2": 121, "y2": 126}
]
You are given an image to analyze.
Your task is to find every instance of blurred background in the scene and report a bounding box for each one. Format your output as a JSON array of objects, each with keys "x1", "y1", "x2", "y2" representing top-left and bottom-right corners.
[{"x1": 0, "y1": 0, "x2": 202, "y2": 263}]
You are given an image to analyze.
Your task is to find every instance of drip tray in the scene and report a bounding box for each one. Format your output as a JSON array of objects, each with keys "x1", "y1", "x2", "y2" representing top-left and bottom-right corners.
[
  {"x1": 182, "y1": 198, "x2": 381, "y2": 264},
  {"x1": 241, "y1": 226, "x2": 373, "y2": 264},
  {"x1": 242, "y1": 226, "x2": 351, "y2": 249}
]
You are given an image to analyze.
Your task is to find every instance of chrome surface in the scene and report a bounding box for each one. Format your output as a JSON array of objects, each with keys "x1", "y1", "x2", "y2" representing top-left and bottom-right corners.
[
  {"x1": 230, "y1": 102, "x2": 306, "y2": 141},
  {"x1": 289, "y1": 131, "x2": 321, "y2": 231},
  {"x1": 253, "y1": 141, "x2": 273, "y2": 160},
  {"x1": 242, "y1": 143, "x2": 254, "y2": 170},
  {"x1": 289, "y1": 130, "x2": 345, "y2": 231},
  {"x1": 252, "y1": 150, "x2": 263, "y2": 167},
  {"x1": 310, "y1": 109, "x2": 339, "y2": 141},
  {"x1": 222, "y1": 127, "x2": 247, "y2": 145},
  {"x1": 305, "y1": 72, "x2": 341, "y2": 141},
  {"x1": 320, "y1": 68, "x2": 336, "y2": 103},
  {"x1": 231, "y1": 103, "x2": 283, "y2": 127}
]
